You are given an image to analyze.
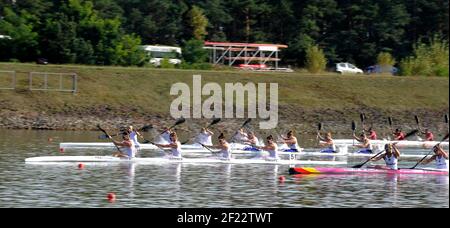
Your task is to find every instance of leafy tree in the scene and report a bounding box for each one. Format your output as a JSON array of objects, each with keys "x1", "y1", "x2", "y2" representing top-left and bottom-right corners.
[
  {"x1": 0, "y1": 7, "x2": 38, "y2": 61},
  {"x1": 305, "y1": 45, "x2": 327, "y2": 73},
  {"x1": 182, "y1": 38, "x2": 208, "y2": 64},
  {"x1": 188, "y1": 6, "x2": 208, "y2": 40}
]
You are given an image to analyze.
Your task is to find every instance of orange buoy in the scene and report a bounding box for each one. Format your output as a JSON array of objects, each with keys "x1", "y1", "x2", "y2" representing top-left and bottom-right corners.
[{"x1": 107, "y1": 193, "x2": 116, "y2": 202}]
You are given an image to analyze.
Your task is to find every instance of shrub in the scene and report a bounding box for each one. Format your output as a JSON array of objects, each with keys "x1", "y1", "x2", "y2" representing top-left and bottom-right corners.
[
  {"x1": 305, "y1": 45, "x2": 327, "y2": 74},
  {"x1": 400, "y1": 36, "x2": 449, "y2": 77}
]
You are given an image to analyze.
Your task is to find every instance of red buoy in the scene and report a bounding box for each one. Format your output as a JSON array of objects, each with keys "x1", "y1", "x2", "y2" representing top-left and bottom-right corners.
[
  {"x1": 78, "y1": 163, "x2": 85, "y2": 169},
  {"x1": 107, "y1": 193, "x2": 116, "y2": 202},
  {"x1": 278, "y1": 176, "x2": 286, "y2": 182},
  {"x1": 59, "y1": 148, "x2": 64, "y2": 153}
]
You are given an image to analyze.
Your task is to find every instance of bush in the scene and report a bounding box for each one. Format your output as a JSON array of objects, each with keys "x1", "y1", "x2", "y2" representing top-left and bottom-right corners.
[
  {"x1": 377, "y1": 52, "x2": 396, "y2": 66},
  {"x1": 179, "y1": 62, "x2": 212, "y2": 70},
  {"x1": 305, "y1": 45, "x2": 327, "y2": 74},
  {"x1": 400, "y1": 36, "x2": 449, "y2": 77},
  {"x1": 182, "y1": 39, "x2": 209, "y2": 64},
  {"x1": 160, "y1": 58, "x2": 175, "y2": 69}
]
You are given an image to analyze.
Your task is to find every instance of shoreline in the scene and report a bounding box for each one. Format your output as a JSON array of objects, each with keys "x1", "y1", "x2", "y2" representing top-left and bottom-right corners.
[{"x1": 1, "y1": 107, "x2": 448, "y2": 137}]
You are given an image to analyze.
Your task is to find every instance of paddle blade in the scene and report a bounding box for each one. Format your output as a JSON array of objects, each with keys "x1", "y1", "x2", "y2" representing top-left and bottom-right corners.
[
  {"x1": 404, "y1": 129, "x2": 420, "y2": 139},
  {"x1": 442, "y1": 133, "x2": 449, "y2": 142},
  {"x1": 388, "y1": 117, "x2": 393, "y2": 127},
  {"x1": 175, "y1": 117, "x2": 186, "y2": 126},
  {"x1": 363, "y1": 113, "x2": 367, "y2": 121},
  {"x1": 318, "y1": 122, "x2": 322, "y2": 131},
  {"x1": 360, "y1": 113, "x2": 365, "y2": 123},
  {"x1": 445, "y1": 114, "x2": 449, "y2": 124},
  {"x1": 352, "y1": 121, "x2": 357, "y2": 131},
  {"x1": 352, "y1": 164, "x2": 364, "y2": 169},
  {"x1": 241, "y1": 118, "x2": 252, "y2": 128},
  {"x1": 415, "y1": 115, "x2": 420, "y2": 125},
  {"x1": 208, "y1": 118, "x2": 221, "y2": 127}
]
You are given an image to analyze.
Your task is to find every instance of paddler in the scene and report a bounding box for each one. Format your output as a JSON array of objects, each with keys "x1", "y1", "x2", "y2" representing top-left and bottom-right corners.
[
  {"x1": 421, "y1": 145, "x2": 448, "y2": 169},
  {"x1": 127, "y1": 126, "x2": 143, "y2": 151},
  {"x1": 242, "y1": 132, "x2": 261, "y2": 152},
  {"x1": 254, "y1": 135, "x2": 279, "y2": 160},
  {"x1": 420, "y1": 129, "x2": 435, "y2": 141},
  {"x1": 233, "y1": 128, "x2": 248, "y2": 143},
  {"x1": 155, "y1": 132, "x2": 182, "y2": 159},
  {"x1": 210, "y1": 133, "x2": 232, "y2": 160},
  {"x1": 393, "y1": 128, "x2": 406, "y2": 141},
  {"x1": 368, "y1": 128, "x2": 378, "y2": 140},
  {"x1": 281, "y1": 130, "x2": 300, "y2": 152},
  {"x1": 195, "y1": 128, "x2": 214, "y2": 146},
  {"x1": 317, "y1": 132, "x2": 336, "y2": 153},
  {"x1": 110, "y1": 133, "x2": 136, "y2": 159},
  {"x1": 352, "y1": 133, "x2": 373, "y2": 154},
  {"x1": 371, "y1": 143, "x2": 400, "y2": 170},
  {"x1": 160, "y1": 127, "x2": 172, "y2": 143}
]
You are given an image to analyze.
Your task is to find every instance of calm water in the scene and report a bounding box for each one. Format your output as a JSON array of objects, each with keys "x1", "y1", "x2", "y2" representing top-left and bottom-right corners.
[{"x1": 0, "y1": 129, "x2": 448, "y2": 208}]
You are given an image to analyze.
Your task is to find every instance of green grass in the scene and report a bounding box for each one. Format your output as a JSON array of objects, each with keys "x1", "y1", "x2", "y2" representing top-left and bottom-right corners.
[{"x1": 0, "y1": 62, "x2": 448, "y2": 120}]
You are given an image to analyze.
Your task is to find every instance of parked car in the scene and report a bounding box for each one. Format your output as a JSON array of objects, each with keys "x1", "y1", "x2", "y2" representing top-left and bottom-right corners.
[
  {"x1": 336, "y1": 62, "x2": 363, "y2": 74},
  {"x1": 366, "y1": 65, "x2": 398, "y2": 75},
  {"x1": 36, "y1": 58, "x2": 48, "y2": 65}
]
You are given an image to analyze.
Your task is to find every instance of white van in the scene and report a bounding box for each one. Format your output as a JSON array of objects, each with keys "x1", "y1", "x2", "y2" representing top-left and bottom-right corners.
[
  {"x1": 336, "y1": 62, "x2": 363, "y2": 74},
  {"x1": 141, "y1": 45, "x2": 182, "y2": 66}
]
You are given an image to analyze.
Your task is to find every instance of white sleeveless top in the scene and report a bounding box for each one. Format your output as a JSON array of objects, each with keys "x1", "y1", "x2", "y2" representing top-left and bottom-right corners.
[
  {"x1": 123, "y1": 141, "x2": 136, "y2": 159},
  {"x1": 236, "y1": 132, "x2": 248, "y2": 142},
  {"x1": 436, "y1": 156, "x2": 448, "y2": 169},
  {"x1": 220, "y1": 143, "x2": 232, "y2": 160},
  {"x1": 384, "y1": 154, "x2": 398, "y2": 170},
  {"x1": 161, "y1": 132, "x2": 171, "y2": 144},
  {"x1": 130, "y1": 131, "x2": 140, "y2": 148},
  {"x1": 197, "y1": 132, "x2": 213, "y2": 146},
  {"x1": 267, "y1": 144, "x2": 279, "y2": 159},
  {"x1": 171, "y1": 141, "x2": 182, "y2": 158}
]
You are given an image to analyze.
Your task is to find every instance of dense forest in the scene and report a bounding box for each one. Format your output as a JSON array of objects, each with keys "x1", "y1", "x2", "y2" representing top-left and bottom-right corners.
[{"x1": 0, "y1": 0, "x2": 448, "y2": 69}]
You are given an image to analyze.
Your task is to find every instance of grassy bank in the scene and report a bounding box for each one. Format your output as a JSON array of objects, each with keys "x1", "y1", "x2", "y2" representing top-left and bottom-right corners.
[{"x1": 0, "y1": 62, "x2": 448, "y2": 132}]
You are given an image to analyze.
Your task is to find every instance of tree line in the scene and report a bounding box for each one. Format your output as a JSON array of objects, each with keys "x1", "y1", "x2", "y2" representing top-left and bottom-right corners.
[{"x1": 0, "y1": 0, "x2": 448, "y2": 75}]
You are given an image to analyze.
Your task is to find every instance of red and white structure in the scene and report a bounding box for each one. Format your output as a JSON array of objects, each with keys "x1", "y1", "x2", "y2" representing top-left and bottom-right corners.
[{"x1": 204, "y1": 41, "x2": 289, "y2": 71}]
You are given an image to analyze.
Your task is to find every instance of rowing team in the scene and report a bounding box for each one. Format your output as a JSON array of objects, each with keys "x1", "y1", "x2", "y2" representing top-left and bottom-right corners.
[
  {"x1": 108, "y1": 127, "x2": 300, "y2": 161},
  {"x1": 364, "y1": 143, "x2": 448, "y2": 170},
  {"x1": 317, "y1": 128, "x2": 435, "y2": 154}
]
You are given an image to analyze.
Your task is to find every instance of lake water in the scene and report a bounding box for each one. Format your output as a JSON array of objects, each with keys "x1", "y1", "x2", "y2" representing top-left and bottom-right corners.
[{"x1": 0, "y1": 129, "x2": 448, "y2": 208}]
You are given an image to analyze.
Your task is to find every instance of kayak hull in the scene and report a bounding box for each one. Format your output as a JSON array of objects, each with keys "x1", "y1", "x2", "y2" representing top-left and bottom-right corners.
[
  {"x1": 289, "y1": 167, "x2": 449, "y2": 175},
  {"x1": 25, "y1": 156, "x2": 347, "y2": 166}
]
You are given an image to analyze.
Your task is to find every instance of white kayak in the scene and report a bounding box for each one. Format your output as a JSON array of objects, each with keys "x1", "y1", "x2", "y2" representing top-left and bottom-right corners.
[
  {"x1": 24, "y1": 156, "x2": 347, "y2": 165},
  {"x1": 332, "y1": 139, "x2": 449, "y2": 148},
  {"x1": 60, "y1": 142, "x2": 251, "y2": 150}
]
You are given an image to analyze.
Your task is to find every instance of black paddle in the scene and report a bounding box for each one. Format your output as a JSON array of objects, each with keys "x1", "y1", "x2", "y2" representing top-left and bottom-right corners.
[
  {"x1": 415, "y1": 115, "x2": 421, "y2": 131},
  {"x1": 360, "y1": 113, "x2": 366, "y2": 133},
  {"x1": 445, "y1": 114, "x2": 449, "y2": 133},
  {"x1": 409, "y1": 133, "x2": 449, "y2": 169},
  {"x1": 316, "y1": 122, "x2": 323, "y2": 143},
  {"x1": 160, "y1": 117, "x2": 186, "y2": 134},
  {"x1": 98, "y1": 124, "x2": 153, "y2": 139},
  {"x1": 198, "y1": 143, "x2": 219, "y2": 154},
  {"x1": 388, "y1": 116, "x2": 393, "y2": 132},
  {"x1": 352, "y1": 120, "x2": 357, "y2": 147},
  {"x1": 230, "y1": 118, "x2": 252, "y2": 142},
  {"x1": 352, "y1": 129, "x2": 419, "y2": 168},
  {"x1": 97, "y1": 125, "x2": 123, "y2": 153}
]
